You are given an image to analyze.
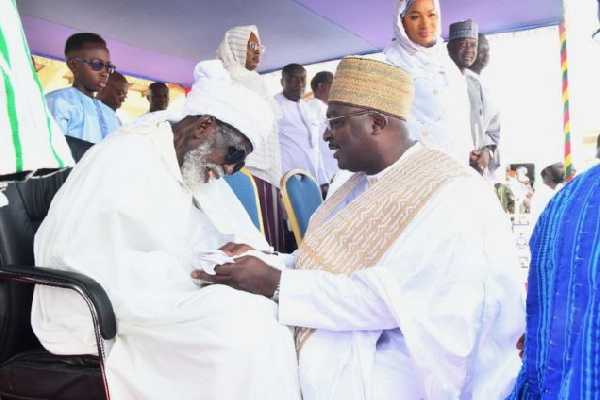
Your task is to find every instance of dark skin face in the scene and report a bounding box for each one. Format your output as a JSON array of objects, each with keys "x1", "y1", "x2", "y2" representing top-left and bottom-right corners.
[
  {"x1": 97, "y1": 74, "x2": 129, "y2": 111},
  {"x1": 171, "y1": 115, "x2": 252, "y2": 179},
  {"x1": 245, "y1": 32, "x2": 261, "y2": 71},
  {"x1": 324, "y1": 103, "x2": 386, "y2": 174},
  {"x1": 66, "y1": 43, "x2": 111, "y2": 97},
  {"x1": 314, "y1": 80, "x2": 333, "y2": 103},
  {"x1": 148, "y1": 86, "x2": 170, "y2": 112},
  {"x1": 401, "y1": 0, "x2": 438, "y2": 48},
  {"x1": 447, "y1": 37, "x2": 478, "y2": 72},
  {"x1": 468, "y1": 36, "x2": 490, "y2": 75},
  {"x1": 281, "y1": 67, "x2": 306, "y2": 102},
  {"x1": 192, "y1": 103, "x2": 415, "y2": 296}
]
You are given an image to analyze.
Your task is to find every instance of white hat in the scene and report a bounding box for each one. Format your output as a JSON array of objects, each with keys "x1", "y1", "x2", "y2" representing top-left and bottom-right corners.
[{"x1": 182, "y1": 59, "x2": 273, "y2": 150}]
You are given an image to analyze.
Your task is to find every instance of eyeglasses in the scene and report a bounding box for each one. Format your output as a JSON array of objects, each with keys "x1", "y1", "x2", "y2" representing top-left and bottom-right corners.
[
  {"x1": 454, "y1": 39, "x2": 478, "y2": 51},
  {"x1": 71, "y1": 57, "x2": 116, "y2": 73},
  {"x1": 225, "y1": 147, "x2": 246, "y2": 173},
  {"x1": 248, "y1": 42, "x2": 266, "y2": 53},
  {"x1": 593, "y1": 28, "x2": 600, "y2": 44},
  {"x1": 325, "y1": 110, "x2": 381, "y2": 131}
]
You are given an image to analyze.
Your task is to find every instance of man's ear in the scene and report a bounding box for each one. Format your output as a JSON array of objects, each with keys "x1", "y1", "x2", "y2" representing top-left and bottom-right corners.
[
  {"x1": 371, "y1": 113, "x2": 388, "y2": 135},
  {"x1": 66, "y1": 58, "x2": 77, "y2": 73},
  {"x1": 191, "y1": 115, "x2": 216, "y2": 139}
]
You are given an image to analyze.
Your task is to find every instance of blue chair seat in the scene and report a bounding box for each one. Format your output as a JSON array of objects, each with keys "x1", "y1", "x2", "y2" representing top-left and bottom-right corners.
[{"x1": 280, "y1": 169, "x2": 323, "y2": 246}]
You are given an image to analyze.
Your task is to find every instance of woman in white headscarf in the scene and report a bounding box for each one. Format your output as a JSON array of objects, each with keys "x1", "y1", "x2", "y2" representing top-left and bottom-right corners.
[
  {"x1": 384, "y1": 0, "x2": 472, "y2": 164},
  {"x1": 216, "y1": 25, "x2": 286, "y2": 251}
]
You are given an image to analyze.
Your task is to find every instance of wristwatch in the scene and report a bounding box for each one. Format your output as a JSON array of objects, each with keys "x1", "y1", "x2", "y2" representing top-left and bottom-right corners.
[{"x1": 271, "y1": 280, "x2": 281, "y2": 303}]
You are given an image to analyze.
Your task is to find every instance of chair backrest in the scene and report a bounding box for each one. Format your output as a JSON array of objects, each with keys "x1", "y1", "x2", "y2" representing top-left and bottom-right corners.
[
  {"x1": 0, "y1": 136, "x2": 93, "y2": 364},
  {"x1": 223, "y1": 167, "x2": 264, "y2": 234},
  {"x1": 280, "y1": 169, "x2": 323, "y2": 246}
]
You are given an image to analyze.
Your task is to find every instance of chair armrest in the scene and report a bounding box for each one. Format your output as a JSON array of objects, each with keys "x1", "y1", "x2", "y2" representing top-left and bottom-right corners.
[{"x1": 0, "y1": 264, "x2": 116, "y2": 340}]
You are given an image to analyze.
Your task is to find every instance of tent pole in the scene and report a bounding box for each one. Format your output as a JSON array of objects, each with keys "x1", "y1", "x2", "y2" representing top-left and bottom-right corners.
[{"x1": 559, "y1": 2, "x2": 574, "y2": 182}]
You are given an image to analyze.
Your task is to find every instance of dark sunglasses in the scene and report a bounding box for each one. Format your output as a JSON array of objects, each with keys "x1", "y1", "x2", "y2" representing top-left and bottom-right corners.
[
  {"x1": 226, "y1": 147, "x2": 246, "y2": 173},
  {"x1": 71, "y1": 57, "x2": 116, "y2": 73}
]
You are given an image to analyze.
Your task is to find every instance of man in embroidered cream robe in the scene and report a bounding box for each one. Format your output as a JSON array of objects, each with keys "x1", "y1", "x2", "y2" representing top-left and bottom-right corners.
[
  {"x1": 31, "y1": 60, "x2": 300, "y2": 400},
  {"x1": 195, "y1": 57, "x2": 525, "y2": 399}
]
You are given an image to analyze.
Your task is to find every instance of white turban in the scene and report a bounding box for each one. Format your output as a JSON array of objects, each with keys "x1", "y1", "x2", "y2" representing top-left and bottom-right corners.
[{"x1": 182, "y1": 59, "x2": 273, "y2": 150}]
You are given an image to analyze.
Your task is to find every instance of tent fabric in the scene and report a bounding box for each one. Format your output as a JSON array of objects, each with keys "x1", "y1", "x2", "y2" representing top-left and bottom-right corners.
[{"x1": 16, "y1": 0, "x2": 563, "y2": 85}]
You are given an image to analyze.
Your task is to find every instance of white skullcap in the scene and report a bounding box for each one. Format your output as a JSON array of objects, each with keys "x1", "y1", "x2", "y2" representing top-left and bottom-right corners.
[{"x1": 182, "y1": 59, "x2": 273, "y2": 150}]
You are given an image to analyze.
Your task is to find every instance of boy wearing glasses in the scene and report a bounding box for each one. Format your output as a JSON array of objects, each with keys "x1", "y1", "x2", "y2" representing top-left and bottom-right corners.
[{"x1": 46, "y1": 33, "x2": 120, "y2": 143}]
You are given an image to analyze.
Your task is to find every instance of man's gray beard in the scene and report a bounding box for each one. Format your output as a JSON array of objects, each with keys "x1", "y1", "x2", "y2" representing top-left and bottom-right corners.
[{"x1": 181, "y1": 143, "x2": 225, "y2": 194}]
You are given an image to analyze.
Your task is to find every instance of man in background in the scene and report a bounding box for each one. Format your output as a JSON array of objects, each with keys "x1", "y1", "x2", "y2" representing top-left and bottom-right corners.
[
  {"x1": 275, "y1": 64, "x2": 328, "y2": 195},
  {"x1": 447, "y1": 20, "x2": 500, "y2": 176},
  {"x1": 306, "y1": 71, "x2": 339, "y2": 189},
  {"x1": 147, "y1": 81, "x2": 169, "y2": 112},
  {"x1": 467, "y1": 33, "x2": 490, "y2": 76},
  {"x1": 96, "y1": 71, "x2": 130, "y2": 113},
  {"x1": 529, "y1": 161, "x2": 564, "y2": 223}
]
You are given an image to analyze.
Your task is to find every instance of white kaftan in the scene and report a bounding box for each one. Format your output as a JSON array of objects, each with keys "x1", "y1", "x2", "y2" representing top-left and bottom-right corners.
[
  {"x1": 279, "y1": 143, "x2": 525, "y2": 399},
  {"x1": 275, "y1": 93, "x2": 328, "y2": 184},
  {"x1": 31, "y1": 120, "x2": 300, "y2": 399}
]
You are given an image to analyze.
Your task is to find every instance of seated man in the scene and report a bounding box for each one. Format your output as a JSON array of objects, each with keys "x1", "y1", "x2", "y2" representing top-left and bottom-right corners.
[
  {"x1": 196, "y1": 57, "x2": 525, "y2": 399},
  {"x1": 31, "y1": 60, "x2": 300, "y2": 399}
]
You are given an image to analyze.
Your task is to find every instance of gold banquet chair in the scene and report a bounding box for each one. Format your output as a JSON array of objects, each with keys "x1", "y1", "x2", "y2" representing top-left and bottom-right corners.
[
  {"x1": 223, "y1": 167, "x2": 265, "y2": 235},
  {"x1": 280, "y1": 169, "x2": 323, "y2": 246}
]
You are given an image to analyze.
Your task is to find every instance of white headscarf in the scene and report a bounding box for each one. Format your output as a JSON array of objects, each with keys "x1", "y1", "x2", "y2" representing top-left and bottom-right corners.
[
  {"x1": 216, "y1": 25, "x2": 258, "y2": 69},
  {"x1": 216, "y1": 25, "x2": 273, "y2": 99},
  {"x1": 182, "y1": 59, "x2": 273, "y2": 151},
  {"x1": 387, "y1": 0, "x2": 447, "y2": 72},
  {"x1": 384, "y1": 0, "x2": 474, "y2": 164},
  {"x1": 215, "y1": 25, "x2": 283, "y2": 187}
]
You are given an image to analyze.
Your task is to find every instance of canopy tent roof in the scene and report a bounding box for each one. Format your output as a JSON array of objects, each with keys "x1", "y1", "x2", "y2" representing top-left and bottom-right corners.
[{"x1": 17, "y1": 0, "x2": 563, "y2": 86}]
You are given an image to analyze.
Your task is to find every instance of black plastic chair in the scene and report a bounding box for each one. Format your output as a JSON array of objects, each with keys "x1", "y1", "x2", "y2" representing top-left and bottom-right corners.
[{"x1": 0, "y1": 137, "x2": 116, "y2": 400}]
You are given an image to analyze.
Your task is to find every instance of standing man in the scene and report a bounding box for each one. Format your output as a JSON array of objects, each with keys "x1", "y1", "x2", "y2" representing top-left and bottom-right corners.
[
  {"x1": 45, "y1": 33, "x2": 121, "y2": 143},
  {"x1": 467, "y1": 33, "x2": 490, "y2": 76},
  {"x1": 447, "y1": 20, "x2": 500, "y2": 175},
  {"x1": 467, "y1": 32, "x2": 503, "y2": 180},
  {"x1": 147, "y1": 81, "x2": 169, "y2": 112},
  {"x1": 196, "y1": 57, "x2": 525, "y2": 399},
  {"x1": 275, "y1": 64, "x2": 328, "y2": 192},
  {"x1": 306, "y1": 71, "x2": 339, "y2": 187}
]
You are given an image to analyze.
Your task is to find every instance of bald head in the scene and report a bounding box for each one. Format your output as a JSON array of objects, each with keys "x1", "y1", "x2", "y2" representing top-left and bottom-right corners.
[{"x1": 97, "y1": 71, "x2": 129, "y2": 111}]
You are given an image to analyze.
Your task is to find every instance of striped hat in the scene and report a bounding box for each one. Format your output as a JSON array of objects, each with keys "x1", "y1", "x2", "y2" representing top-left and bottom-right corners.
[
  {"x1": 329, "y1": 57, "x2": 414, "y2": 120},
  {"x1": 448, "y1": 19, "x2": 479, "y2": 41}
]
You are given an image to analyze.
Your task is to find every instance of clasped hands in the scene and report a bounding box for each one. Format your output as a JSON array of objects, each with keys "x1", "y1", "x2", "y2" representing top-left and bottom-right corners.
[
  {"x1": 469, "y1": 149, "x2": 491, "y2": 175},
  {"x1": 191, "y1": 242, "x2": 281, "y2": 298}
]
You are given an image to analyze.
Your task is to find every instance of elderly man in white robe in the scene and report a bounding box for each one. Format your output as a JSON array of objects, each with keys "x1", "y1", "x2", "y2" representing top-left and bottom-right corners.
[
  {"x1": 31, "y1": 60, "x2": 300, "y2": 399},
  {"x1": 195, "y1": 57, "x2": 525, "y2": 399}
]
